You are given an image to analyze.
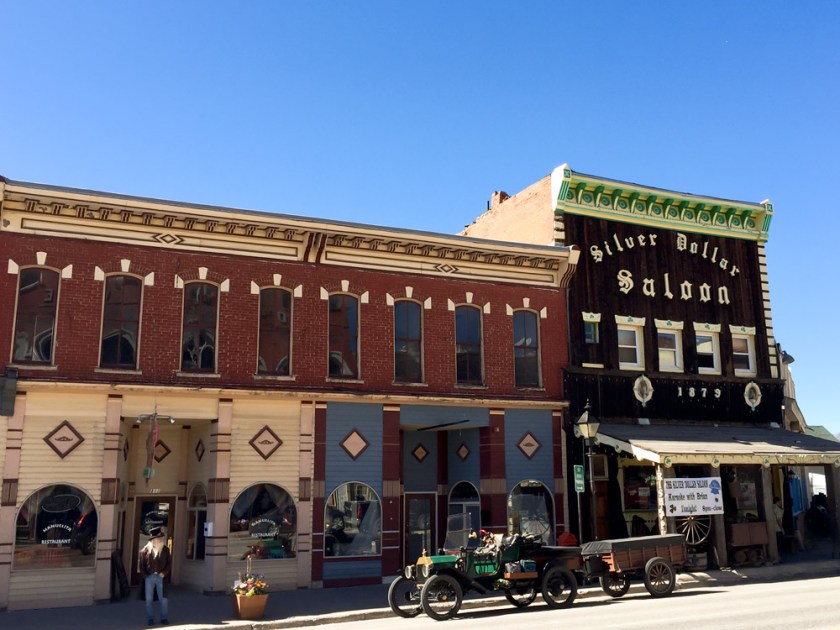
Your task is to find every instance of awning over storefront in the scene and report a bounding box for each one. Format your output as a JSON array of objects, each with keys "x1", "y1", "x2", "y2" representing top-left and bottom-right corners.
[{"x1": 595, "y1": 423, "x2": 840, "y2": 468}]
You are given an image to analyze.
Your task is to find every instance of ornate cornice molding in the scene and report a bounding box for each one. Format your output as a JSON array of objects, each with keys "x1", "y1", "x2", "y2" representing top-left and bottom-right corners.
[
  {"x1": 1, "y1": 179, "x2": 578, "y2": 288},
  {"x1": 551, "y1": 164, "x2": 772, "y2": 242}
]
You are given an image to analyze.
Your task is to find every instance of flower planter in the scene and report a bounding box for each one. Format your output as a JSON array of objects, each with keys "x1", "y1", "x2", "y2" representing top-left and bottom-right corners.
[{"x1": 233, "y1": 593, "x2": 269, "y2": 620}]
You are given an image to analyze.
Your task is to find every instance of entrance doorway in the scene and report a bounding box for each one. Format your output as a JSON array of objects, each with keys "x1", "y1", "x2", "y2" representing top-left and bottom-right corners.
[
  {"x1": 130, "y1": 497, "x2": 176, "y2": 585},
  {"x1": 404, "y1": 493, "x2": 436, "y2": 566}
]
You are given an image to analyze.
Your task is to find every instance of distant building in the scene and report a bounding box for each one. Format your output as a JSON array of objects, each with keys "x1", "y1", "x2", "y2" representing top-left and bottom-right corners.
[
  {"x1": 0, "y1": 175, "x2": 579, "y2": 609},
  {"x1": 464, "y1": 164, "x2": 840, "y2": 567}
]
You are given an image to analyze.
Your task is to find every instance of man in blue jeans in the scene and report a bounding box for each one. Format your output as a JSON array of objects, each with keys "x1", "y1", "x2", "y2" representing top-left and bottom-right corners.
[{"x1": 139, "y1": 527, "x2": 171, "y2": 625}]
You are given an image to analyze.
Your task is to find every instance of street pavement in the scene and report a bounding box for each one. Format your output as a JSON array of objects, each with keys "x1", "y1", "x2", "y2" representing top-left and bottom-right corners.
[{"x1": 3, "y1": 553, "x2": 839, "y2": 629}]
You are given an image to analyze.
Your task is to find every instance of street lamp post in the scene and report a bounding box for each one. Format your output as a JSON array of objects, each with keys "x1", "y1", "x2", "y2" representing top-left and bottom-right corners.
[{"x1": 576, "y1": 400, "x2": 600, "y2": 541}]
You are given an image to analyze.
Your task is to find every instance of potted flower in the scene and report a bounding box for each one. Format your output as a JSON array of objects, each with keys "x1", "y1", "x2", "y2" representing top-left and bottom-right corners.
[{"x1": 232, "y1": 554, "x2": 270, "y2": 620}]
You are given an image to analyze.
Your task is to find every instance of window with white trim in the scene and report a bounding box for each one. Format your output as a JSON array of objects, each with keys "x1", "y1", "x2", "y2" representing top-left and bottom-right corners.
[
  {"x1": 730, "y1": 325, "x2": 757, "y2": 377},
  {"x1": 616, "y1": 316, "x2": 645, "y2": 370},
  {"x1": 694, "y1": 323, "x2": 721, "y2": 374},
  {"x1": 655, "y1": 320, "x2": 683, "y2": 373}
]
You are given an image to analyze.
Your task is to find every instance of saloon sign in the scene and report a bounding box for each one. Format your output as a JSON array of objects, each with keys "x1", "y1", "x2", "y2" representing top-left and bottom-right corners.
[{"x1": 664, "y1": 477, "x2": 724, "y2": 516}]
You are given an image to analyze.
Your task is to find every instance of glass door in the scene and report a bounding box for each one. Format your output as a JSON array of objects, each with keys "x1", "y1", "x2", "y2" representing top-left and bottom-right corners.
[
  {"x1": 404, "y1": 494, "x2": 436, "y2": 565},
  {"x1": 129, "y1": 497, "x2": 175, "y2": 585}
]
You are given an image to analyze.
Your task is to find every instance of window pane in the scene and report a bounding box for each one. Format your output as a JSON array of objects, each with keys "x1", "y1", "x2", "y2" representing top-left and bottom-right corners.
[
  {"x1": 394, "y1": 302, "x2": 422, "y2": 382},
  {"x1": 618, "y1": 346, "x2": 638, "y2": 364},
  {"x1": 732, "y1": 337, "x2": 749, "y2": 353},
  {"x1": 13, "y1": 268, "x2": 59, "y2": 363},
  {"x1": 617, "y1": 329, "x2": 637, "y2": 347},
  {"x1": 258, "y1": 288, "x2": 292, "y2": 375},
  {"x1": 658, "y1": 332, "x2": 676, "y2": 350},
  {"x1": 584, "y1": 322, "x2": 599, "y2": 344},
  {"x1": 324, "y1": 483, "x2": 380, "y2": 557},
  {"x1": 182, "y1": 283, "x2": 218, "y2": 371},
  {"x1": 329, "y1": 295, "x2": 358, "y2": 377},
  {"x1": 508, "y1": 481, "x2": 553, "y2": 543},
  {"x1": 229, "y1": 484, "x2": 296, "y2": 560},
  {"x1": 101, "y1": 275, "x2": 141, "y2": 368},
  {"x1": 456, "y1": 307, "x2": 482, "y2": 383},
  {"x1": 513, "y1": 312, "x2": 539, "y2": 387}
]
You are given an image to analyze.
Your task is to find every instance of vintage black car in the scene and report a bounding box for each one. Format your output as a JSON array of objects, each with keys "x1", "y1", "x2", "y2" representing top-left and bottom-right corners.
[{"x1": 389, "y1": 514, "x2": 581, "y2": 621}]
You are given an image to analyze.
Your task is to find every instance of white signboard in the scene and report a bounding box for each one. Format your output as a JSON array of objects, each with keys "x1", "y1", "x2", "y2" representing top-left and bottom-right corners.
[{"x1": 664, "y1": 476, "x2": 724, "y2": 516}]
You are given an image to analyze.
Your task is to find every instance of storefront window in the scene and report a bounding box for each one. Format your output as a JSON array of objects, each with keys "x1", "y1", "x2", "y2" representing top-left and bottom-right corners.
[
  {"x1": 229, "y1": 483, "x2": 296, "y2": 560},
  {"x1": 623, "y1": 465, "x2": 658, "y2": 511},
  {"x1": 14, "y1": 484, "x2": 97, "y2": 569},
  {"x1": 324, "y1": 482, "x2": 381, "y2": 557},
  {"x1": 186, "y1": 484, "x2": 207, "y2": 560},
  {"x1": 508, "y1": 480, "x2": 554, "y2": 543},
  {"x1": 449, "y1": 481, "x2": 480, "y2": 535}
]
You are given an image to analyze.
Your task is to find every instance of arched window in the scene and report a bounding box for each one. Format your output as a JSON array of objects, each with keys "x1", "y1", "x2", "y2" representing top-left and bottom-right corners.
[
  {"x1": 181, "y1": 282, "x2": 218, "y2": 372},
  {"x1": 394, "y1": 300, "x2": 422, "y2": 382},
  {"x1": 324, "y1": 482, "x2": 380, "y2": 557},
  {"x1": 448, "y1": 481, "x2": 480, "y2": 534},
  {"x1": 258, "y1": 288, "x2": 292, "y2": 375},
  {"x1": 328, "y1": 294, "x2": 359, "y2": 378},
  {"x1": 14, "y1": 484, "x2": 97, "y2": 569},
  {"x1": 229, "y1": 483, "x2": 296, "y2": 560},
  {"x1": 513, "y1": 310, "x2": 540, "y2": 387},
  {"x1": 186, "y1": 484, "x2": 208, "y2": 560},
  {"x1": 13, "y1": 267, "x2": 60, "y2": 364},
  {"x1": 100, "y1": 274, "x2": 142, "y2": 369},
  {"x1": 455, "y1": 305, "x2": 482, "y2": 384},
  {"x1": 508, "y1": 480, "x2": 554, "y2": 543}
]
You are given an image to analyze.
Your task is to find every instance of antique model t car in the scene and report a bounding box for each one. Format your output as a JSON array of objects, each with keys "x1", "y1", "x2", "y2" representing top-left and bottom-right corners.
[{"x1": 388, "y1": 514, "x2": 581, "y2": 621}]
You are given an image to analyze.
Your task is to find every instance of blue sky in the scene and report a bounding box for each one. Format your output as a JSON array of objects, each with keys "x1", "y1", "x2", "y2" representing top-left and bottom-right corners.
[{"x1": 2, "y1": 2, "x2": 838, "y2": 435}]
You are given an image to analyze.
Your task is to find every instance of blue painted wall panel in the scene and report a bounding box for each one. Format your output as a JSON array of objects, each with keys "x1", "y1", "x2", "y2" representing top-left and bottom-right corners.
[
  {"x1": 504, "y1": 409, "x2": 554, "y2": 494},
  {"x1": 403, "y1": 431, "x2": 437, "y2": 492},
  {"x1": 447, "y1": 428, "x2": 481, "y2": 489},
  {"x1": 399, "y1": 405, "x2": 488, "y2": 429},
  {"x1": 323, "y1": 559, "x2": 382, "y2": 579},
  {"x1": 326, "y1": 402, "x2": 383, "y2": 496}
]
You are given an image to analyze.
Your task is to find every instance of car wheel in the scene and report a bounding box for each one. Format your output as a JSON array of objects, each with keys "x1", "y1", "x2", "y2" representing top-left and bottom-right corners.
[
  {"x1": 504, "y1": 585, "x2": 537, "y2": 607},
  {"x1": 421, "y1": 574, "x2": 463, "y2": 621},
  {"x1": 388, "y1": 576, "x2": 422, "y2": 618},
  {"x1": 541, "y1": 565, "x2": 577, "y2": 608},
  {"x1": 600, "y1": 572, "x2": 630, "y2": 597}
]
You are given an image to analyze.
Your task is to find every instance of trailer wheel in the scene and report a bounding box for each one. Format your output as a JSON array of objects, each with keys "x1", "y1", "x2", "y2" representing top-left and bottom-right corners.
[
  {"x1": 388, "y1": 576, "x2": 422, "y2": 618},
  {"x1": 541, "y1": 566, "x2": 577, "y2": 608},
  {"x1": 421, "y1": 574, "x2": 463, "y2": 621},
  {"x1": 643, "y1": 556, "x2": 676, "y2": 597},
  {"x1": 600, "y1": 572, "x2": 631, "y2": 597},
  {"x1": 504, "y1": 585, "x2": 537, "y2": 607}
]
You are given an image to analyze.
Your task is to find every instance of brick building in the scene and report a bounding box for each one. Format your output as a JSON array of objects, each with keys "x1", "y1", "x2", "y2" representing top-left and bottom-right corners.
[{"x1": 0, "y1": 175, "x2": 579, "y2": 609}]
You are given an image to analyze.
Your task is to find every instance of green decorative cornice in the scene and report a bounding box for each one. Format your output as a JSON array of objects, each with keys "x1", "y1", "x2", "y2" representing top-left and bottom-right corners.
[{"x1": 550, "y1": 164, "x2": 773, "y2": 242}]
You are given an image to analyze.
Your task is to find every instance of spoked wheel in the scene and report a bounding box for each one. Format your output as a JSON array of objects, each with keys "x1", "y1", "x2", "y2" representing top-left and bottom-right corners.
[
  {"x1": 541, "y1": 566, "x2": 578, "y2": 608},
  {"x1": 420, "y1": 574, "x2": 463, "y2": 621},
  {"x1": 600, "y1": 572, "x2": 631, "y2": 598},
  {"x1": 504, "y1": 584, "x2": 537, "y2": 607},
  {"x1": 675, "y1": 515, "x2": 711, "y2": 545},
  {"x1": 388, "y1": 576, "x2": 422, "y2": 618},
  {"x1": 643, "y1": 556, "x2": 676, "y2": 597}
]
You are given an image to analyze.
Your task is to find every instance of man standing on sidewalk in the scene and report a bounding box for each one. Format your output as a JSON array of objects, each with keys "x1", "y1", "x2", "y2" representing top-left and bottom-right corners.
[{"x1": 140, "y1": 527, "x2": 171, "y2": 625}]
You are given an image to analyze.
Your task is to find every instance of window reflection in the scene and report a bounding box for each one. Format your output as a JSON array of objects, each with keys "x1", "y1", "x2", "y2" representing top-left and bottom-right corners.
[
  {"x1": 508, "y1": 480, "x2": 553, "y2": 543},
  {"x1": 324, "y1": 483, "x2": 381, "y2": 557},
  {"x1": 229, "y1": 484, "x2": 296, "y2": 560}
]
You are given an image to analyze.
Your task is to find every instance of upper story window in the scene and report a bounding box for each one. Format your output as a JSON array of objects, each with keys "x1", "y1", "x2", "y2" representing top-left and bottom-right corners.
[
  {"x1": 100, "y1": 275, "x2": 142, "y2": 369},
  {"x1": 513, "y1": 310, "x2": 540, "y2": 387},
  {"x1": 581, "y1": 312, "x2": 602, "y2": 367},
  {"x1": 655, "y1": 320, "x2": 683, "y2": 373},
  {"x1": 394, "y1": 300, "x2": 422, "y2": 383},
  {"x1": 12, "y1": 267, "x2": 60, "y2": 365},
  {"x1": 455, "y1": 305, "x2": 483, "y2": 384},
  {"x1": 328, "y1": 294, "x2": 359, "y2": 378},
  {"x1": 181, "y1": 282, "x2": 218, "y2": 372},
  {"x1": 616, "y1": 315, "x2": 645, "y2": 371},
  {"x1": 258, "y1": 288, "x2": 292, "y2": 376},
  {"x1": 694, "y1": 322, "x2": 721, "y2": 375},
  {"x1": 730, "y1": 325, "x2": 757, "y2": 377}
]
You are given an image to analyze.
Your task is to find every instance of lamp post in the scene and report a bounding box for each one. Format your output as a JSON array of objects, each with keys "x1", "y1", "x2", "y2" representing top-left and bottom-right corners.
[{"x1": 576, "y1": 400, "x2": 600, "y2": 541}]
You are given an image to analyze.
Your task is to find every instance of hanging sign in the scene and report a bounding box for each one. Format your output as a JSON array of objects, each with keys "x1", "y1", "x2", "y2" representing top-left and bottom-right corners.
[{"x1": 664, "y1": 476, "x2": 724, "y2": 515}]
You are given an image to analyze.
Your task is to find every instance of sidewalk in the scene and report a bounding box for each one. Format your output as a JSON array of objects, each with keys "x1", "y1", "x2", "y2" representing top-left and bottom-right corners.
[{"x1": 3, "y1": 555, "x2": 839, "y2": 630}]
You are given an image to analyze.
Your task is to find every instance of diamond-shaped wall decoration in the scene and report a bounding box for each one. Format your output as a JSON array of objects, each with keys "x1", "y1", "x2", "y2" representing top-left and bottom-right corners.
[
  {"x1": 517, "y1": 432, "x2": 541, "y2": 460},
  {"x1": 412, "y1": 443, "x2": 429, "y2": 463},
  {"x1": 195, "y1": 439, "x2": 205, "y2": 462},
  {"x1": 457, "y1": 442, "x2": 470, "y2": 461},
  {"x1": 154, "y1": 440, "x2": 172, "y2": 463},
  {"x1": 44, "y1": 420, "x2": 85, "y2": 459},
  {"x1": 249, "y1": 425, "x2": 283, "y2": 460},
  {"x1": 340, "y1": 428, "x2": 369, "y2": 460}
]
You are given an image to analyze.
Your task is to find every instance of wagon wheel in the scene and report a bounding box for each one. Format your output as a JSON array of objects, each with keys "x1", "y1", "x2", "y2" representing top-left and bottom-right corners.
[
  {"x1": 541, "y1": 566, "x2": 578, "y2": 608},
  {"x1": 643, "y1": 556, "x2": 676, "y2": 597},
  {"x1": 600, "y1": 572, "x2": 631, "y2": 598},
  {"x1": 420, "y1": 574, "x2": 463, "y2": 621},
  {"x1": 504, "y1": 585, "x2": 537, "y2": 607},
  {"x1": 674, "y1": 515, "x2": 711, "y2": 545},
  {"x1": 388, "y1": 576, "x2": 422, "y2": 618}
]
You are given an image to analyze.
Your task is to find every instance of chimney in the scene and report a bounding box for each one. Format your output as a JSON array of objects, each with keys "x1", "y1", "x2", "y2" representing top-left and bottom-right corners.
[{"x1": 490, "y1": 191, "x2": 510, "y2": 209}]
